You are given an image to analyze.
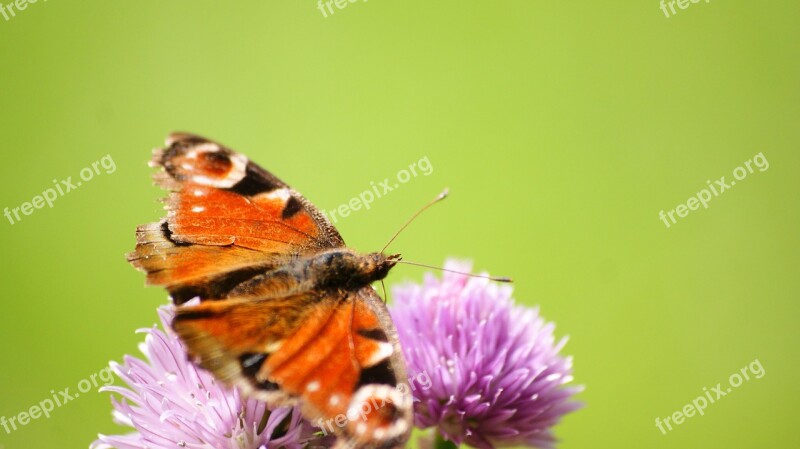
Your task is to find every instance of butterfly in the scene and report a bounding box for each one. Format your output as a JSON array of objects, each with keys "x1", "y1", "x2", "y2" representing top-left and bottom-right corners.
[{"x1": 127, "y1": 133, "x2": 412, "y2": 449}]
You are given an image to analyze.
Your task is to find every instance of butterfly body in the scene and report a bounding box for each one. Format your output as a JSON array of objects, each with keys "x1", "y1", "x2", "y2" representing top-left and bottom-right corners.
[
  {"x1": 128, "y1": 134, "x2": 412, "y2": 449},
  {"x1": 184, "y1": 249, "x2": 399, "y2": 301}
]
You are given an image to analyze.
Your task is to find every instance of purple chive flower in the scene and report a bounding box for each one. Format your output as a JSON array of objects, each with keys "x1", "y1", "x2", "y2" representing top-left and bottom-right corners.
[
  {"x1": 389, "y1": 260, "x2": 582, "y2": 449},
  {"x1": 92, "y1": 304, "x2": 326, "y2": 449}
]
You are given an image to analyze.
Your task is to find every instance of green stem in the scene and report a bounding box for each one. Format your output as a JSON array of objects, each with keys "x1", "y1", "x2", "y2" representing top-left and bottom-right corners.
[{"x1": 434, "y1": 432, "x2": 459, "y2": 449}]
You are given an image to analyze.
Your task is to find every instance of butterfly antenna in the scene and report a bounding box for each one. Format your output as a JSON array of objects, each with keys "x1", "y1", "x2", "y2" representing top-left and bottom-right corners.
[
  {"x1": 393, "y1": 259, "x2": 513, "y2": 283},
  {"x1": 381, "y1": 188, "x2": 449, "y2": 253}
]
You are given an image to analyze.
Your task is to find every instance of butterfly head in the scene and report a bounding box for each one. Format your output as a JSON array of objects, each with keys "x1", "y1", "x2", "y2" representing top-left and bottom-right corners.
[{"x1": 370, "y1": 252, "x2": 401, "y2": 280}]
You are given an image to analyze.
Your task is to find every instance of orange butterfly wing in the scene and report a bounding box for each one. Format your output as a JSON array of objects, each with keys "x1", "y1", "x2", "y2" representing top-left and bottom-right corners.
[
  {"x1": 172, "y1": 288, "x2": 411, "y2": 447},
  {"x1": 128, "y1": 133, "x2": 344, "y2": 303}
]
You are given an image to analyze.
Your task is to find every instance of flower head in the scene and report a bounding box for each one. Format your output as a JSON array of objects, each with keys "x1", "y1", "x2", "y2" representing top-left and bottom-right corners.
[
  {"x1": 92, "y1": 305, "x2": 324, "y2": 449},
  {"x1": 389, "y1": 260, "x2": 582, "y2": 449}
]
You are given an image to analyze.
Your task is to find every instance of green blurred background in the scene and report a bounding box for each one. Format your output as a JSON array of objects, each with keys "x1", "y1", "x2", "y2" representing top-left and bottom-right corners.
[{"x1": 1, "y1": 1, "x2": 798, "y2": 448}]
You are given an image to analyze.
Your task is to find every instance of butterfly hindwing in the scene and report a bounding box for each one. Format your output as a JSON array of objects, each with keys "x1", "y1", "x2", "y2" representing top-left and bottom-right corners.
[{"x1": 172, "y1": 287, "x2": 411, "y2": 447}]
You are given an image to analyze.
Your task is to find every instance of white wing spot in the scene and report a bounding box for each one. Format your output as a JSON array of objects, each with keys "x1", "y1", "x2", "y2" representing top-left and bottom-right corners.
[
  {"x1": 186, "y1": 143, "x2": 220, "y2": 158},
  {"x1": 264, "y1": 188, "x2": 291, "y2": 202},
  {"x1": 264, "y1": 340, "x2": 282, "y2": 352},
  {"x1": 306, "y1": 381, "x2": 320, "y2": 392},
  {"x1": 364, "y1": 342, "x2": 394, "y2": 367},
  {"x1": 192, "y1": 206, "x2": 205, "y2": 213}
]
